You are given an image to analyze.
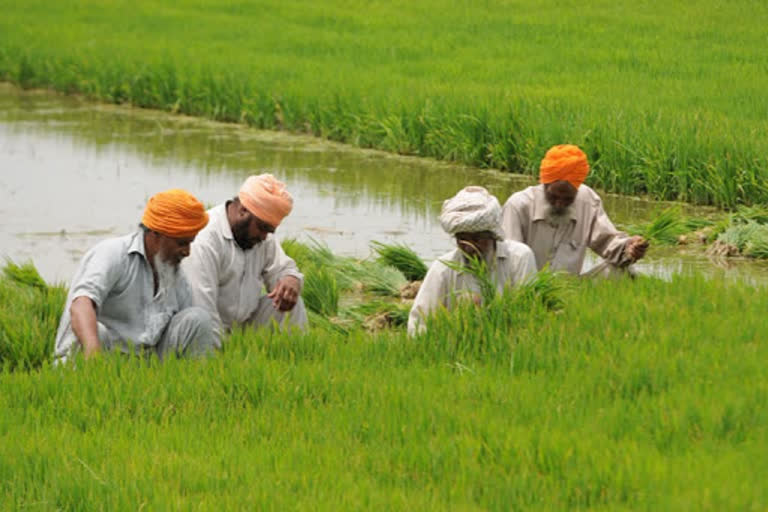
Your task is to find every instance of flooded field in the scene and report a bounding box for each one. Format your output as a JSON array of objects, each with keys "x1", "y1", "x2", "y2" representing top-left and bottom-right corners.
[{"x1": 2, "y1": 84, "x2": 767, "y2": 284}]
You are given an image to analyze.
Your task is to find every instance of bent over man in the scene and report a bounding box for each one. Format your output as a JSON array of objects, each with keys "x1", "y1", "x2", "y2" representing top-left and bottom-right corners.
[
  {"x1": 183, "y1": 174, "x2": 308, "y2": 337},
  {"x1": 502, "y1": 144, "x2": 648, "y2": 275},
  {"x1": 408, "y1": 186, "x2": 537, "y2": 336},
  {"x1": 54, "y1": 189, "x2": 219, "y2": 362}
]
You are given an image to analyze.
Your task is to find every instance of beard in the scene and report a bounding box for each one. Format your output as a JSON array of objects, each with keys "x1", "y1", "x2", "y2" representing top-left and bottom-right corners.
[
  {"x1": 153, "y1": 253, "x2": 179, "y2": 293},
  {"x1": 231, "y1": 218, "x2": 260, "y2": 250},
  {"x1": 544, "y1": 205, "x2": 572, "y2": 227}
]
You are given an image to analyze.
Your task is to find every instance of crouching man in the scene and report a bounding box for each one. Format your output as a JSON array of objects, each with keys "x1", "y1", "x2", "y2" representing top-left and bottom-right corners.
[
  {"x1": 183, "y1": 174, "x2": 308, "y2": 337},
  {"x1": 502, "y1": 144, "x2": 648, "y2": 276},
  {"x1": 408, "y1": 186, "x2": 537, "y2": 336},
  {"x1": 54, "y1": 189, "x2": 220, "y2": 363}
]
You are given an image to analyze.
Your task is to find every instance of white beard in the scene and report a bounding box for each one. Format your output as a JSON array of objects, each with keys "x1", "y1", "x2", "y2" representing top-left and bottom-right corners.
[
  {"x1": 544, "y1": 206, "x2": 572, "y2": 227},
  {"x1": 153, "y1": 253, "x2": 179, "y2": 294}
]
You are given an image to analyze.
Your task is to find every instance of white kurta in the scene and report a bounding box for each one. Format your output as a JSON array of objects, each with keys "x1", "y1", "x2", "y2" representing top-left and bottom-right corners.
[
  {"x1": 502, "y1": 184, "x2": 632, "y2": 275},
  {"x1": 407, "y1": 240, "x2": 537, "y2": 336},
  {"x1": 182, "y1": 204, "x2": 305, "y2": 333}
]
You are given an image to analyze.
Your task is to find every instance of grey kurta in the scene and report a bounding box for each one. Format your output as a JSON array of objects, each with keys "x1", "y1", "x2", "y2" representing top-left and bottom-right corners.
[
  {"x1": 407, "y1": 240, "x2": 537, "y2": 336},
  {"x1": 182, "y1": 203, "x2": 307, "y2": 334},
  {"x1": 501, "y1": 184, "x2": 632, "y2": 275},
  {"x1": 54, "y1": 231, "x2": 219, "y2": 362}
]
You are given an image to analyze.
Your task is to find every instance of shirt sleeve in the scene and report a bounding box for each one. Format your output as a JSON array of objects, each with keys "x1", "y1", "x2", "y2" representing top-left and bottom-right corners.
[
  {"x1": 407, "y1": 260, "x2": 448, "y2": 337},
  {"x1": 588, "y1": 199, "x2": 632, "y2": 266},
  {"x1": 261, "y1": 237, "x2": 304, "y2": 292},
  {"x1": 502, "y1": 196, "x2": 526, "y2": 242},
  {"x1": 183, "y1": 235, "x2": 224, "y2": 332},
  {"x1": 68, "y1": 241, "x2": 123, "y2": 310}
]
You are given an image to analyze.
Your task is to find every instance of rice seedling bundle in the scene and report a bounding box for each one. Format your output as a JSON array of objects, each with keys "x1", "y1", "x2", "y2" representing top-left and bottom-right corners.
[{"x1": 371, "y1": 242, "x2": 428, "y2": 281}]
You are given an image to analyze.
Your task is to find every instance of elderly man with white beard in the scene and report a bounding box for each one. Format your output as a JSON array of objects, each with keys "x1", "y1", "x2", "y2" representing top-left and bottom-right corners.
[
  {"x1": 502, "y1": 144, "x2": 649, "y2": 276},
  {"x1": 407, "y1": 186, "x2": 538, "y2": 336},
  {"x1": 53, "y1": 189, "x2": 220, "y2": 363}
]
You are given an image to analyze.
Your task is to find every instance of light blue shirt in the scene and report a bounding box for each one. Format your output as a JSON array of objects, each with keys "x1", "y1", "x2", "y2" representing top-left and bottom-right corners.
[{"x1": 54, "y1": 230, "x2": 194, "y2": 360}]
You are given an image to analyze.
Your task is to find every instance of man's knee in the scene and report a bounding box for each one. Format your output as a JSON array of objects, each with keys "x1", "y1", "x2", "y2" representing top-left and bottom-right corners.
[{"x1": 173, "y1": 307, "x2": 221, "y2": 353}]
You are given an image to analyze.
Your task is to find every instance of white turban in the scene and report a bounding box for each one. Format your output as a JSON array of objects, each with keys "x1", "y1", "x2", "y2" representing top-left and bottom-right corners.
[{"x1": 439, "y1": 186, "x2": 504, "y2": 240}]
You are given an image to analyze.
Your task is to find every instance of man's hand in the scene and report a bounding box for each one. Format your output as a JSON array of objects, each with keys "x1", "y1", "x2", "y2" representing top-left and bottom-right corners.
[
  {"x1": 267, "y1": 276, "x2": 301, "y2": 311},
  {"x1": 626, "y1": 236, "x2": 649, "y2": 262}
]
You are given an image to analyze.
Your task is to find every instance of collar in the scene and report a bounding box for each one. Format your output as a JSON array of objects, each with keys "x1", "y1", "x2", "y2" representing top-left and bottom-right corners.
[
  {"x1": 127, "y1": 230, "x2": 148, "y2": 260},
  {"x1": 531, "y1": 184, "x2": 579, "y2": 223},
  {"x1": 217, "y1": 202, "x2": 235, "y2": 241}
]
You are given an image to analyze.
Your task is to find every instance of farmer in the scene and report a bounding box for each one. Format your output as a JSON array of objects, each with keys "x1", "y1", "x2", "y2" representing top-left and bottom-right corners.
[
  {"x1": 54, "y1": 189, "x2": 219, "y2": 362},
  {"x1": 183, "y1": 174, "x2": 307, "y2": 337},
  {"x1": 502, "y1": 144, "x2": 648, "y2": 276},
  {"x1": 407, "y1": 186, "x2": 537, "y2": 336}
]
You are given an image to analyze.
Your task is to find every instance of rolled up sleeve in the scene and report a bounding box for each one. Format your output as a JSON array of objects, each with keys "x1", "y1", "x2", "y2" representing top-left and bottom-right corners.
[{"x1": 588, "y1": 202, "x2": 632, "y2": 266}]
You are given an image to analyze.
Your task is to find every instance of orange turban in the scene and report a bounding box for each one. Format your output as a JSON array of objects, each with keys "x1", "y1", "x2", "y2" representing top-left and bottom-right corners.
[
  {"x1": 238, "y1": 174, "x2": 294, "y2": 227},
  {"x1": 141, "y1": 189, "x2": 209, "y2": 238},
  {"x1": 539, "y1": 144, "x2": 590, "y2": 189}
]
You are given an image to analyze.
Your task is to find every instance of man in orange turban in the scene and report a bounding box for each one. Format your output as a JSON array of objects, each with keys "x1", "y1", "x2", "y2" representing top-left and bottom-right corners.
[
  {"x1": 502, "y1": 145, "x2": 648, "y2": 276},
  {"x1": 183, "y1": 174, "x2": 308, "y2": 337},
  {"x1": 54, "y1": 189, "x2": 219, "y2": 363}
]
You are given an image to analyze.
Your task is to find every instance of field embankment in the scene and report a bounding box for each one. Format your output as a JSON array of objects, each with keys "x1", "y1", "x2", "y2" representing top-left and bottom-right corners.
[
  {"x1": 2, "y1": 256, "x2": 768, "y2": 508},
  {"x1": 2, "y1": 1, "x2": 768, "y2": 207}
]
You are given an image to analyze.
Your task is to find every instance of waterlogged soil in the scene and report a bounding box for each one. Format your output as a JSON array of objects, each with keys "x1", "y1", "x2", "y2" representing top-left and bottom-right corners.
[{"x1": 2, "y1": 83, "x2": 768, "y2": 285}]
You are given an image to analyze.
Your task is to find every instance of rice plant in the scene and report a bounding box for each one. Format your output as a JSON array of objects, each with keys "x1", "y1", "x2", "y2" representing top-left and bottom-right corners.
[
  {"x1": 3, "y1": 259, "x2": 48, "y2": 291},
  {"x1": 627, "y1": 207, "x2": 690, "y2": 245},
  {"x1": 301, "y1": 266, "x2": 340, "y2": 317},
  {"x1": 370, "y1": 242, "x2": 427, "y2": 281},
  {"x1": 3, "y1": 0, "x2": 768, "y2": 206},
  {"x1": 2, "y1": 261, "x2": 768, "y2": 508}
]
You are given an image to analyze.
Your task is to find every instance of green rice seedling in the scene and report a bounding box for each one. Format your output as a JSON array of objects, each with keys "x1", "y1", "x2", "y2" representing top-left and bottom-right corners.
[
  {"x1": 281, "y1": 238, "x2": 315, "y2": 269},
  {"x1": 301, "y1": 266, "x2": 339, "y2": 317},
  {"x1": 439, "y1": 251, "x2": 497, "y2": 304},
  {"x1": 733, "y1": 205, "x2": 768, "y2": 225},
  {"x1": 370, "y1": 242, "x2": 428, "y2": 281},
  {"x1": 628, "y1": 207, "x2": 689, "y2": 245},
  {"x1": 4, "y1": 1, "x2": 768, "y2": 207},
  {"x1": 715, "y1": 222, "x2": 763, "y2": 253},
  {"x1": 3, "y1": 259, "x2": 48, "y2": 291},
  {"x1": 743, "y1": 228, "x2": 768, "y2": 259},
  {"x1": 354, "y1": 261, "x2": 408, "y2": 297},
  {"x1": 515, "y1": 268, "x2": 570, "y2": 312},
  {"x1": 348, "y1": 300, "x2": 411, "y2": 330},
  {"x1": 0, "y1": 262, "x2": 66, "y2": 370}
]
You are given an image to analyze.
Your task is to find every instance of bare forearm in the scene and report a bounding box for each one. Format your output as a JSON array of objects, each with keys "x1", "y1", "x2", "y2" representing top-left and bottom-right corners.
[{"x1": 70, "y1": 296, "x2": 101, "y2": 357}]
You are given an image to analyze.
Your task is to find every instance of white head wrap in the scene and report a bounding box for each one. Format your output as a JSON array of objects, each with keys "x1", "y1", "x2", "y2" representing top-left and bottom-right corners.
[{"x1": 439, "y1": 186, "x2": 504, "y2": 240}]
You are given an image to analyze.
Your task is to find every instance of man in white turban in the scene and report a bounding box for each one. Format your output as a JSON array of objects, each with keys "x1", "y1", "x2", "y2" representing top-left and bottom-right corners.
[{"x1": 407, "y1": 186, "x2": 537, "y2": 335}]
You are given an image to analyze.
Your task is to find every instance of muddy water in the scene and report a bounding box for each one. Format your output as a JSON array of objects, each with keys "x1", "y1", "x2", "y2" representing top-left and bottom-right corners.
[{"x1": 2, "y1": 84, "x2": 768, "y2": 284}]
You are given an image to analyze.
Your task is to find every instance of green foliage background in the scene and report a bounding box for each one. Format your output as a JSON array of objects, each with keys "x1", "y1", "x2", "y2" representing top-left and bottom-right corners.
[{"x1": 1, "y1": 0, "x2": 768, "y2": 206}]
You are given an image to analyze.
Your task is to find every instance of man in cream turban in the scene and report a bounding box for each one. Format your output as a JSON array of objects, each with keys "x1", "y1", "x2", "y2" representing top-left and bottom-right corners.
[
  {"x1": 54, "y1": 189, "x2": 219, "y2": 362},
  {"x1": 183, "y1": 174, "x2": 308, "y2": 337},
  {"x1": 502, "y1": 144, "x2": 648, "y2": 276},
  {"x1": 407, "y1": 186, "x2": 537, "y2": 336}
]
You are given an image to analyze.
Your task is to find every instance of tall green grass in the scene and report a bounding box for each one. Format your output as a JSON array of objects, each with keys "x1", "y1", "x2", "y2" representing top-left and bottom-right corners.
[
  {"x1": 2, "y1": 1, "x2": 768, "y2": 206},
  {"x1": 2, "y1": 260, "x2": 768, "y2": 508}
]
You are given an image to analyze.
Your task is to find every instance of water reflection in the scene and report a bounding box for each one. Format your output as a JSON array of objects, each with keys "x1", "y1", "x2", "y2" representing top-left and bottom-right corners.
[{"x1": 2, "y1": 84, "x2": 767, "y2": 286}]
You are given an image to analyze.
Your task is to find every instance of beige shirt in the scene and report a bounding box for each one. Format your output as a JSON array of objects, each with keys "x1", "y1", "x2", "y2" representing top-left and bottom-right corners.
[
  {"x1": 407, "y1": 240, "x2": 537, "y2": 336},
  {"x1": 182, "y1": 204, "x2": 303, "y2": 333},
  {"x1": 54, "y1": 231, "x2": 195, "y2": 360},
  {"x1": 502, "y1": 184, "x2": 632, "y2": 275}
]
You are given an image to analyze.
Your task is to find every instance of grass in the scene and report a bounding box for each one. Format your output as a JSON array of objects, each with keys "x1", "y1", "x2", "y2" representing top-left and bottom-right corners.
[
  {"x1": 2, "y1": 257, "x2": 768, "y2": 508},
  {"x1": 1, "y1": 1, "x2": 768, "y2": 207},
  {"x1": 371, "y1": 242, "x2": 428, "y2": 281}
]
